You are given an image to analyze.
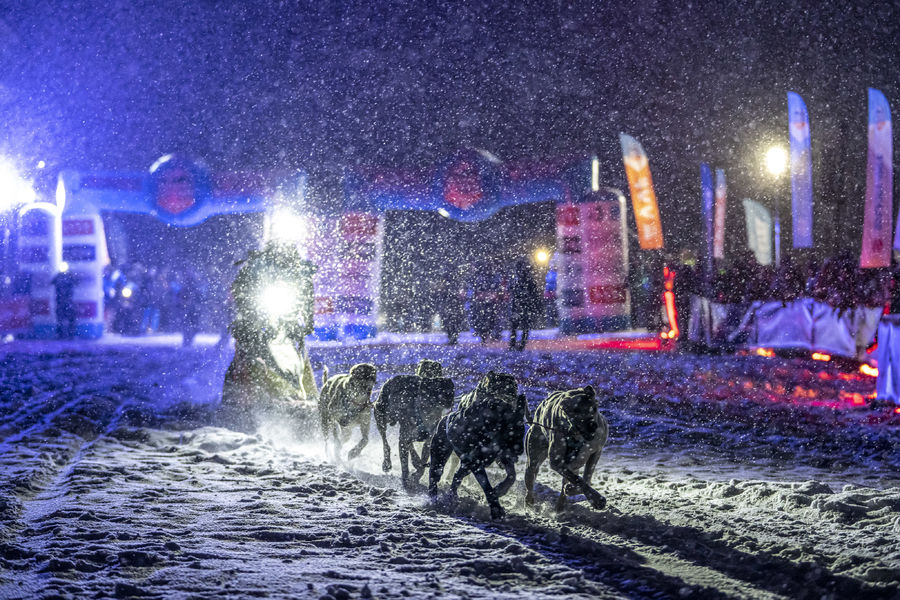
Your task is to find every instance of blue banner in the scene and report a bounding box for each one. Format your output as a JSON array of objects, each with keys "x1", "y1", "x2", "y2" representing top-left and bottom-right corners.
[
  {"x1": 788, "y1": 92, "x2": 814, "y2": 248},
  {"x1": 861, "y1": 88, "x2": 893, "y2": 267},
  {"x1": 700, "y1": 163, "x2": 714, "y2": 280}
]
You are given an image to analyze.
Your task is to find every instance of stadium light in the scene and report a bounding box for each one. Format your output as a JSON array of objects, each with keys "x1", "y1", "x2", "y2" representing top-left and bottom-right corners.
[{"x1": 0, "y1": 158, "x2": 35, "y2": 212}]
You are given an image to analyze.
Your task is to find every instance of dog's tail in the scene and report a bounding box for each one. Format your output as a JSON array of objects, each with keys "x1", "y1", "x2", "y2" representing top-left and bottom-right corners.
[{"x1": 321, "y1": 365, "x2": 329, "y2": 388}]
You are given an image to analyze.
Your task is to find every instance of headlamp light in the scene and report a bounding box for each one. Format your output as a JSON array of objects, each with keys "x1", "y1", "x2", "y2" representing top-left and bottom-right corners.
[{"x1": 256, "y1": 281, "x2": 299, "y2": 324}]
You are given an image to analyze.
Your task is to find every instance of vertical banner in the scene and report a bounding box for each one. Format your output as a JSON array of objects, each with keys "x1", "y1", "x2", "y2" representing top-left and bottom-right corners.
[
  {"x1": 61, "y1": 213, "x2": 109, "y2": 339},
  {"x1": 620, "y1": 133, "x2": 664, "y2": 250},
  {"x1": 555, "y1": 201, "x2": 585, "y2": 333},
  {"x1": 788, "y1": 92, "x2": 814, "y2": 248},
  {"x1": 742, "y1": 198, "x2": 772, "y2": 266},
  {"x1": 556, "y1": 191, "x2": 630, "y2": 334},
  {"x1": 700, "y1": 163, "x2": 714, "y2": 281},
  {"x1": 862, "y1": 88, "x2": 893, "y2": 267},
  {"x1": 713, "y1": 169, "x2": 727, "y2": 260},
  {"x1": 309, "y1": 212, "x2": 383, "y2": 340},
  {"x1": 580, "y1": 194, "x2": 630, "y2": 329},
  {"x1": 16, "y1": 203, "x2": 62, "y2": 338},
  {"x1": 336, "y1": 212, "x2": 383, "y2": 339}
]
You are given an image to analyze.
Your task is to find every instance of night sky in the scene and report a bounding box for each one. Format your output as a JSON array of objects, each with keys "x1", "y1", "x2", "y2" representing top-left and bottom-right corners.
[{"x1": 1, "y1": 1, "x2": 898, "y2": 252}]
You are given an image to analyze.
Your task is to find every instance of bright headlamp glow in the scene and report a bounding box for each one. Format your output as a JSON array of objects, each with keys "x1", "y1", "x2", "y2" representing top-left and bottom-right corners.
[
  {"x1": 267, "y1": 207, "x2": 308, "y2": 246},
  {"x1": 534, "y1": 249, "x2": 549, "y2": 265},
  {"x1": 257, "y1": 281, "x2": 299, "y2": 323}
]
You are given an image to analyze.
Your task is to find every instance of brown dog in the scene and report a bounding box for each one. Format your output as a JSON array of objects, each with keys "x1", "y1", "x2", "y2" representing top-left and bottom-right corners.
[{"x1": 318, "y1": 363, "x2": 377, "y2": 462}]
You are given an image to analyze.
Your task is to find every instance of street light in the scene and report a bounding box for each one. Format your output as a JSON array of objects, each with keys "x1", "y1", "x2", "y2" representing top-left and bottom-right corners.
[{"x1": 764, "y1": 146, "x2": 788, "y2": 178}]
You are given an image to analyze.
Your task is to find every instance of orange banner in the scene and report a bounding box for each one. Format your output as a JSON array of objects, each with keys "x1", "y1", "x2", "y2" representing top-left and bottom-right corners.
[{"x1": 620, "y1": 134, "x2": 664, "y2": 249}]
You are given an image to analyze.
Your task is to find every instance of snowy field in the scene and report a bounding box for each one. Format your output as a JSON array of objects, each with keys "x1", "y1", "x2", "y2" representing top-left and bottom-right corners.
[{"x1": 1, "y1": 335, "x2": 898, "y2": 599}]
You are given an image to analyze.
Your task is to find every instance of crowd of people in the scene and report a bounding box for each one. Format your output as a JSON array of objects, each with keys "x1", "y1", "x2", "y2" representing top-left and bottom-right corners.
[
  {"x1": 102, "y1": 263, "x2": 227, "y2": 345},
  {"x1": 425, "y1": 257, "x2": 546, "y2": 349},
  {"x1": 674, "y1": 251, "x2": 896, "y2": 313}
]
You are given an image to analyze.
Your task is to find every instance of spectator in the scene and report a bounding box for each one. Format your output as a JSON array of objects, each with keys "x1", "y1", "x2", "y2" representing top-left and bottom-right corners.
[
  {"x1": 508, "y1": 257, "x2": 542, "y2": 351},
  {"x1": 52, "y1": 267, "x2": 79, "y2": 339}
]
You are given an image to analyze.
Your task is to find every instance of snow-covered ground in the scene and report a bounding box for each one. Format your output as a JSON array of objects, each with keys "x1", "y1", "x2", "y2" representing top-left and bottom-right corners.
[{"x1": 1, "y1": 335, "x2": 898, "y2": 599}]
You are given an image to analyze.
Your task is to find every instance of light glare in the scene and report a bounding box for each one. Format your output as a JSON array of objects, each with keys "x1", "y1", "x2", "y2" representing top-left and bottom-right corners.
[
  {"x1": 267, "y1": 207, "x2": 308, "y2": 245},
  {"x1": 0, "y1": 158, "x2": 35, "y2": 211},
  {"x1": 764, "y1": 146, "x2": 788, "y2": 177},
  {"x1": 257, "y1": 281, "x2": 298, "y2": 323}
]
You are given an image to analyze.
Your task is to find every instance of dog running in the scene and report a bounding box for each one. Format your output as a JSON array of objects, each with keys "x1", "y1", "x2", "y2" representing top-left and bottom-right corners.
[
  {"x1": 318, "y1": 363, "x2": 378, "y2": 462},
  {"x1": 428, "y1": 371, "x2": 528, "y2": 519},
  {"x1": 524, "y1": 385, "x2": 608, "y2": 511}
]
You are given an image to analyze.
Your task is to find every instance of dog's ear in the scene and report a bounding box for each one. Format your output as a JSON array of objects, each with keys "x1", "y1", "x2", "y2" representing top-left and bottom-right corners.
[{"x1": 584, "y1": 385, "x2": 595, "y2": 398}]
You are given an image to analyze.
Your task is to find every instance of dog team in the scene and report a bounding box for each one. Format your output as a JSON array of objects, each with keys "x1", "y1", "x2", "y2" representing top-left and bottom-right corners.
[{"x1": 318, "y1": 358, "x2": 608, "y2": 519}]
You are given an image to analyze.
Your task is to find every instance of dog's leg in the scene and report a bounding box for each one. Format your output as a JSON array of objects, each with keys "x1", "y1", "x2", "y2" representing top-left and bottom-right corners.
[
  {"x1": 524, "y1": 427, "x2": 547, "y2": 506},
  {"x1": 408, "y1": 440, "x2": 426, "y2": 470},
  {"x1": 398, "y1": 430, "x2": 413, "y2": 488},
  {"x1": 583, "y1": 450, "x2": 601, "y2": 489},
  {"x1": 449, "y1": 460, "x2": 470, "y2": 497},
  {"x1": 408, "y1": 441, "x2": 428, "y2": 486},
  {"x1": 346, "y1": 412, "x2": 370, "y2": 461},
  {"x1": 580, "y1": 451, "x2": 606, "y2": 509},
  {"x1": 427, "y1": 419, "x2": 452, "y2": 498},
  {"x1": 555, "y1": 474, "x2": 568, "y2": 512},
  {"x1": 374, "y1": 401, "x2": 392, "y2": 472},
  {"x1": 553, "y1": 465, "x2": 607, "y2": 510},
  {"x1": 472, "y1": 468, "x2": 505, "y2": 519},
  {"x1": 493, "y1": 455, "x2": 517, "y2": 498}
]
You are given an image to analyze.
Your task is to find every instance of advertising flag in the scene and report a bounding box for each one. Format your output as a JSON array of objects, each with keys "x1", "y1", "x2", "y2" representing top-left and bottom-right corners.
[
  {"x1": 788, "y1": 92, "x2": 814, "y2": 248},
  {"x1": 713, "y1": 169, "x2": 727, "y2": 260},
  {"x1": 861, "y1": 88, "x2": 893, "y2": 267},
  {"x1": 700, "y1": 163, "x2": 714, "y2": 280},
  {"x1": 620, "y1": 133, "x2": 663, "y2": 249},
  {"x1": 742, "y1": 198, "x2": 772, "y2": 265}
]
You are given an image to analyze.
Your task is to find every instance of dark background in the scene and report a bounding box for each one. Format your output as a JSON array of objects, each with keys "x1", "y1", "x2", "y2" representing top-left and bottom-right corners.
[{"x1": 2, "y1": 0, "x2": 898, "y2": 260}]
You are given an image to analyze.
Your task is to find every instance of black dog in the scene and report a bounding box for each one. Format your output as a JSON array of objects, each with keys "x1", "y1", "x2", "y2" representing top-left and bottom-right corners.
[
  {"x1": 428, "y1": 371, "x2": 528, "y2": 519},
  {"x1": 374, "y1": 374, "x2": 455, "y2": 487}
]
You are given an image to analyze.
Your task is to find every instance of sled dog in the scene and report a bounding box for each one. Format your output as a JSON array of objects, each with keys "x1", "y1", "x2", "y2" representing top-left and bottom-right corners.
[
  {"x1": 524, "y1": 385, "x2": 608, "y2": 511},
  {"x1": 374, "y1": 373, "x2": 455, "y2": 487},
  {"x1": 318, "y1": 363, "x2": 378, "y2": 461},
  {"x1": 428, "y1": 371, "x2": 528, "y2": 519}
]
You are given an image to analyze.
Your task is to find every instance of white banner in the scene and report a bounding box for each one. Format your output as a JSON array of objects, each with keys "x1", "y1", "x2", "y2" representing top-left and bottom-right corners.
[{"x1": 742, "y1": 198, "x2": 772, "y2": 266}]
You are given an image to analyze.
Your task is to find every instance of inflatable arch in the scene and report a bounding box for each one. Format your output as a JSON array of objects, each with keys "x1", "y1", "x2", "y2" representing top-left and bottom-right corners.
[{"x1": 34, "y1": 151, "x2": 629, "y2": 339}]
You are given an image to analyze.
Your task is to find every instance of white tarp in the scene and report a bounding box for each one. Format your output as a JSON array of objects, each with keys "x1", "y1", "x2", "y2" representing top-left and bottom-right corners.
[
  {"x1": 689, "y1": 297, "x2": 881, "y2": 361},
  {"x1": 875, "y1": 316, "x2": 900, "y2": 404}
]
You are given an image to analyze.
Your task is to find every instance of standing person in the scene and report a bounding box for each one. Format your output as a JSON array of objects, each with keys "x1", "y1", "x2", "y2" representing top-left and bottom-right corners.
[
  {"x1": 508, "y1": 257, "x2": 541, "y2": 351},
  {"x1": 435, "y1": 273, "x2": 465, "y2": 345},
  {"x1": 52, "y1": 266, "x2": 78, "y2": 339}
]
